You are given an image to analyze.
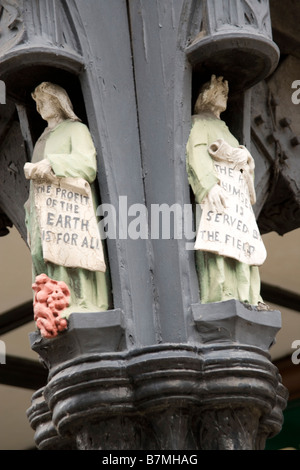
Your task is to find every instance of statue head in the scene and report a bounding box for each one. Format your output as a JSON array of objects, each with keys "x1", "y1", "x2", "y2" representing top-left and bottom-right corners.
[
  {"x1": 32, "y1": 82, "x2": 80, "y2": 124},
  {"x1": 194, "y1": 75, "x2": 229, "y2": 118}
]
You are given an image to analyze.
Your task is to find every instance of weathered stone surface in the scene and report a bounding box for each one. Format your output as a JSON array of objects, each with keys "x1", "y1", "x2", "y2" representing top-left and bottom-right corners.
[
  {"x1": 195, "y1": 157, "x2": 266, "y2": 266},
  {"x1": 28, "y1": 329, "x2": 287, "y2": 450},
  {"x1": 25, "y1": 171, "x2": 106, "y2": 272},
  {"x1": 191, "y1": 299, "x2": 281, "y2": 350},
  {"x1": 186, "y1": 0, "x2": 280, "y2": 94},
  {"x1": 0, "y1": 0, "x2": 290, "y2": 451}
]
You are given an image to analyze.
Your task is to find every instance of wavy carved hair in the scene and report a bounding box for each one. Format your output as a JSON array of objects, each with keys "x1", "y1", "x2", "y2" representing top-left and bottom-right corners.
[
  {"x1": 194, "y1": 75, "x2": 229, "y2": 115},
  {"x1": 32, "y1": 82, "x2": 81, "y2": 122}
]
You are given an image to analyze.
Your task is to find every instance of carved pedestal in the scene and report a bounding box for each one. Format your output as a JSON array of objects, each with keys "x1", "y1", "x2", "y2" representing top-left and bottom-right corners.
[
  {"x1": 27, "y1": 302, "x2": 287, "y2": 451},
  {"x1": 186, "y1": 0, "x2": 280, "y2": 94}
]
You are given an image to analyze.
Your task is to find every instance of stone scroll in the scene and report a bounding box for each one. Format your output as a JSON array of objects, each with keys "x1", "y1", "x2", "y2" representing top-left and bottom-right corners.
[
  {"x1": 195, "y1": 158, "x2": 267, "y2": 266},
  {"x1": 29, "y1": 174, "x2": 106, "y2": 273}
]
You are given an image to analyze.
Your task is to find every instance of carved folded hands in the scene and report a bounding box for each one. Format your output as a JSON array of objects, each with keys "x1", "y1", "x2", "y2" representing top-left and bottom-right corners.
[
  {"x1": 206, "y1": 184, "x2": 229, "y2": 213},
  {"x1": 24, "y1": 159, "x2": 55, "y2": 182}
]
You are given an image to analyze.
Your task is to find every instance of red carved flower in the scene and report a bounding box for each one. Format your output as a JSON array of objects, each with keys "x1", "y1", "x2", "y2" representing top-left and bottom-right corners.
[{"x1": 32, "y1": 273, "x2": 70, "y2": 338}]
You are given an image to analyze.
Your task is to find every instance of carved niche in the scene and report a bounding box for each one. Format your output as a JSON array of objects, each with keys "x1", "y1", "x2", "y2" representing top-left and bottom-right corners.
[
  {"x1": 0, "y1": 0, "x2": 85, "y2": 239},
  {"x1": 186, "y1": 0, "x2": 279, "y2": 93}
]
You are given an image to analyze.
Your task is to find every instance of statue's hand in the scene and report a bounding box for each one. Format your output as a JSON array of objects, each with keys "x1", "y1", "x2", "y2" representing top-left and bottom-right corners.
[
  {"x1": 32, "y1": 159, "x2": 52, "y2": 179},
  {"x1": 232, "y1": 146, "x2": 255, "y2": 174},
  {"x1": 207, "y1": 184, "x2": 228, "y2": 213},
  {"x1": 24, "y1": 159, "x2": 55, "y2": 182}
]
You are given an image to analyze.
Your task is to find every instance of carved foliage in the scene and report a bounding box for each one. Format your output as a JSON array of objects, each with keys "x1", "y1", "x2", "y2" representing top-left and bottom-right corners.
[
  {"x1": 209, "y1": 0, "x2": 271, "y2": 37},
  {"x1": 242, "y1": 0, "x2": 271, "y2": 36},
  {"x1": 0, "y1": 0, "x2": 82, "y2": 54},
  {"x1": 192, "y1": 0, "x2": 272, "y2": 41},
  {"x1": 32, "y1": 273, "x2": 69, "y2": 339},
  {"x1": 0, "y1": 0, "x2": 24, "y2": 52}
]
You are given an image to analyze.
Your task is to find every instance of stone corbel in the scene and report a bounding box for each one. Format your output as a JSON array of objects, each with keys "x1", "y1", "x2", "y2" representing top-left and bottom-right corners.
[{"x1": 28, "y1": 313, "x2": 287, "y2": 450}]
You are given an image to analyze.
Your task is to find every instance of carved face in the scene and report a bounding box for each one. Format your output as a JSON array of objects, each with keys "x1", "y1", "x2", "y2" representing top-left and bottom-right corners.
[
  {"x1": 35, "y1": 94, "x2": 63, "y2": 122},
  {"x1": 212, "y1": 86, "x2": 228, "y2": 114},
  {"x1": 194, "y1": 76, "x2": 229, "y2": 117},
  {"x1": 32, "y1": 82, "x2": 80, "y2": 123}
]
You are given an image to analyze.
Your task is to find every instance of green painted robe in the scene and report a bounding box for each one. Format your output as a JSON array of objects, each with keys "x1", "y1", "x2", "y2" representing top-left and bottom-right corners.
[
  {"x1": 186, "y1": 113, "x2": 262, "y2": 305},
  {"x1": 25, "y1": 119, "x2": 111, "y2": 315}
]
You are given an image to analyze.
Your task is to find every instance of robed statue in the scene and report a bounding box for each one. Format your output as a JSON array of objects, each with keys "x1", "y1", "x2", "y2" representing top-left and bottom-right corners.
[
  {"x1": 186, "y1": 75, "x2": 268, "y2": 308},
  {"x1": 24, "y1": 82, "x2": 111, "y2": 337}
]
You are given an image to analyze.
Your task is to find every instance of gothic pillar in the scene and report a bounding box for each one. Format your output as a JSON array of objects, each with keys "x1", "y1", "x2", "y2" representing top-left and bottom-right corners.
[
  {"x1": 27, "y1": 387, "x2": 76, "y2": 450},
  {"x1": 0, "y1": 0, "x2": 288, "y2": 450},
  {"x1": 27, "y1": 301, "x2": 286, "y2": 451}
]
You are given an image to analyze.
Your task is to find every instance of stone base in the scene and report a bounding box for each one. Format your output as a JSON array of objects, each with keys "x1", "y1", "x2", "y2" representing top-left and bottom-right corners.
[
  {"x1": 27, "y1": 304, "x2": 288, "y2": 450},
  {"x1": 29, "y1": 309, "x2": 126, "y2": 369},
  {"x1": 191, "y1": 299, "x2": 281, "y2": 350},
  {"x1": 186, "y1": 32, "x2": 279, "y2": 94}
]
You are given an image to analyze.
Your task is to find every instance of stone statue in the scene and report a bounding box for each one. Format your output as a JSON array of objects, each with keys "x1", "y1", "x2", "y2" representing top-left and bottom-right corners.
[
  {"x1": 24, "y1": 82, "x2": 111, "y2": 337},
  {"x1": 186, "y1": 75, "x2": 268, "y2": 308}
]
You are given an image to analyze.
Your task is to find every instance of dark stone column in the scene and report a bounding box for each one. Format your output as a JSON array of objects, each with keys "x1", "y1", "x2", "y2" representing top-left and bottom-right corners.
[
  {"x1": 28, "y1": 301, "x2": 287, "y2": 450},
  {"x1": 0, "y1": 0, "x2": 286, "y2": 450},
  {"x1": 27, "y1": 387, "x2": 76, "y2": 450}
]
